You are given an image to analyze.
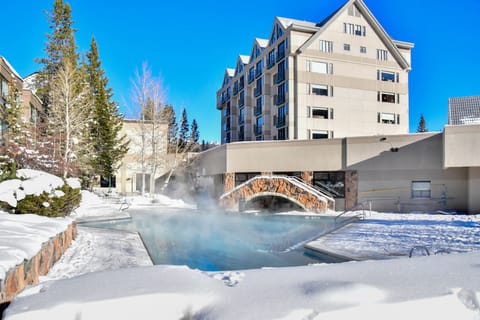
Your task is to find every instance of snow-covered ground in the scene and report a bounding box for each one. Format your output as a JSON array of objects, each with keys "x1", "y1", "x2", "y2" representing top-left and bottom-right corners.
[{"x1": 2, "y1": 187, "x2": 480, "y2": 319}]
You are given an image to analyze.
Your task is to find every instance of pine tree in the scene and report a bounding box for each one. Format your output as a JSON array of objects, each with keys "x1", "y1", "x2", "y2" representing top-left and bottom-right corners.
[
  {"x1": 160, "y1": 105, "x2": 178, "y2": 153},
  {"x1": 178, "y1": 108, "x2": 189, "y2": 151},
  {"x1": 417, "y1": 114, "x2": 428, "y2": 133},
  {"x1": 86, "y1": 37, "x2": 129, "y2": 186},
  {"x1": 190, "y1": 119, "x2": 200, "y2": 151},
  {"x1": 36, "y1": 0, "x2": 78, "y2": 104}
]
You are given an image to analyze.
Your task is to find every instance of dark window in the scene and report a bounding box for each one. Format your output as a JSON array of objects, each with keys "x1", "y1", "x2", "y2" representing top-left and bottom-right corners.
[
  {"x1": 313, "y1": 172, "x2": 345, "y2": 198},
  {"x1": 312, "y1": 108, "x2": 329, "y2": 119},
  {"x1": 100, "y1": 176, "x2": 116, "y2": 188},
  {"x1": 235, "y1": 172, "x2": 260, "y2": 186}
]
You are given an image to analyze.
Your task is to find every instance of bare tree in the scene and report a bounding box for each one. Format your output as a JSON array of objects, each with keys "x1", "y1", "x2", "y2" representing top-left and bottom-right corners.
[
  {"x1": 48, "y1": 60, "x2": 93, "y2": 178},
  {"x1": 129, "y1": 62, "x2": 168, "y2": 195}
]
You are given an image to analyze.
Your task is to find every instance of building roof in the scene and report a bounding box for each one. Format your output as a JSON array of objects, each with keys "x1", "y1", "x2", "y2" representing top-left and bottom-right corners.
[
  {"x1": 448, "y1": 96, "x2": 480, "y2": 125},
  {"x1": 277, "y1": 17, "x2": 318, "y2": 30},
  {"x1": 255, "y1": 38, "x2": 269, "y2": 48},
  {"x1": 239, "y1": 55, "x2": 250, "y2": 64},
  {"x1": 0, "y1": 56, "x2": 23, "y2": 81}
]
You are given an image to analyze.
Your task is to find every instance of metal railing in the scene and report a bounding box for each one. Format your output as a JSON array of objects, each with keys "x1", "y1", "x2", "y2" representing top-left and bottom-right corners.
[{"x1": 334, "y1": 201, "x2": 371, "y2": 224}]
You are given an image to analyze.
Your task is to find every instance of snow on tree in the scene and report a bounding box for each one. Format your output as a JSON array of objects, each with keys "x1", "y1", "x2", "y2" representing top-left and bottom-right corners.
[
  {"x1": 47, "y1": 60, "x2": 93, "y2": 178},
  {"x1": 86, "y1": 37, "x2": 128, "y2": 188}
]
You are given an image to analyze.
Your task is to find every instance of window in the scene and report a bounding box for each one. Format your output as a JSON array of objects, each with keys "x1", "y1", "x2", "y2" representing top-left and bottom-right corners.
[
  {"x1": 235, "y1": 173, "x2": 260, "y2": 186},
  {"x1": 377, "y1": 49, "x2": 388, "y2": 61},
  {"x1": 277, "y1": 40, "x2": 286, "y2": 61},
  {"x1": 344, "y1": 44, "x2": 350, "y2": 51},
  {"x1": 254, "y1": 77, "x2": 263, "y2": 97},
  {"x1": 0, "y1": 76, "x2": 9, "y2": 99},
  {"x1": 306, "y1": 61, "x2": 331, "y2": 74},
  {"x1": 310, "y1": 107, "x2": 330, "y2": 119},
  {"x1": 239, "y1": 76, "x2": 245, "y2": 90},
  {"x1": 275, "y1": 82, "x2": 287, "y2": 105},
  {"x1": 100, "y1": 176, "x2": 116, "y2": 188},
  {"x1": 255, "y1": 60, "x2": 263, "y2": 78},
  {"x1": 224, "y1": 132, "x2": 231, "y2": 144},
  {"x1": 30, "y1": 104, "x2": 38, "y2": 124},
  {"x1": 344, "y1": 23, "x2": 365, "y2": 36},
  {"x1": 267, "y1": 49, "x2": 276, "y2": 68},
  {"x1": 378, "y1": 112, "x2": 396, "y2": 124},
  {"x1": 378, "y1": 92, "x2": 396, "y2": 103},
  {"x1": 223, "y1": 102, "x2": 230, "y2": 117},
  {"x1": 238, "y1": 125, "x2": 245, "y2": 141},
  {"x1": 278, "y1": 128, "x2": 286, "y2": 140},
  {"x1": 360, "y1": 46, "x2": 367, "y2": 54},
  {"x1": 255, "y1": 116, "x2": 263, "y2": 136},
  {"x1": 378, "y1": 70, "x2": 396, "y2": 82},
  {"x1": 248, "y1": 67, "x2": 255, "y2": 83},
  {"x1": 275, "y1": 60, "x2": 286, "y2": 83},
  {"x1": 255, "y1": 96, "x2": 263, "y2": 115},
  {"x1": 238, "y1": 107, "x2": 245, "y2": 125},
  {"x1": 135, "y1": 173, "x2": 151, "y2": 193},
  {"x1": 348, "y1": 4, "x2": 361, "y2": 17},
  {"x1": 412, "y1": 181, "x2": 431, "y2": 199},
  {"x1": 311, "y1": 130, "x2": 329, "y2": 139},
  {"x1": 224, "y1": 116, "x2": 231, "y2": 131},
  {"x1": 319, "y1": 40, "x2": 333, "y2": 53},
  {"x1": 310, "y1": 84, "x2": 330, "y2": 96},
  {"x1": 276, "y1": 105, "x2": 287, "y2": 127},
  {"x1": 313, "y1": 172, "x2": 345, "y2": 198},
  {"x1": 238, "y1": 90, "x2": 245, "y2": 107}
]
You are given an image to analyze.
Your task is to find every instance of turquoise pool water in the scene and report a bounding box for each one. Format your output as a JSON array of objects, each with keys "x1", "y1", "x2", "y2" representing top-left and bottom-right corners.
[{"x1": 84, "y1": 208, "x2": 343, "y2": 271}]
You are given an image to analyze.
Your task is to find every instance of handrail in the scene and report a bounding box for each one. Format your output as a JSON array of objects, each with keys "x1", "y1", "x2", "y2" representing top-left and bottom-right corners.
[
  {"x1": 335, "y1": 201, "x2": 370, "y2": 223},
  {"x1": 288, "y1": 176, "x2": 335, "y2": 204}
]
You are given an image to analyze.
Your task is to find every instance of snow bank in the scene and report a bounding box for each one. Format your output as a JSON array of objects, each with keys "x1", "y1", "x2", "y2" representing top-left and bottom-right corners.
[
  {"x1": 0, "y1": 212, "x2": 72, "y2": 280},
  {"x1": 5, "y1": 252, "x2": 480, "y2": 319},
  {"x1": 128, "y1": 194, "x2": 196, "y2": 210}
]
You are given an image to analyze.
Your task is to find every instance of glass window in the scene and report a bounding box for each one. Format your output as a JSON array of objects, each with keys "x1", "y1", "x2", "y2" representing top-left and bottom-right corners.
[
  {"x1": 344, "y1": 44, "x2": 350, "y2": 51},
  {"x1": 412, "y1": 181, "x2": 431, "y2": 199},
  {"x1": 277, "y1": 40, "x2": 286, "y2": 61},
  {"x1": 238, "y1": 107, "x2": 245, "y2": 124},
  {"x1": 360, "y1": 46, "x2": 367, "y2": 54},
  {"x1": 313, "y1": 172, "x2": 345, "y2": 198},
  {"x1": 312, "y1": 107, "x2": 329, "y2": 119},
  {"x1": 377, "y1": 49, "x2": 388, "y2": 61},
  {"x1": 379, "y1": 92, "x2": 395, "y2": 103},
  {"x1": 311, "y1": 130, "x2": 329, "y2": 139},
  {"x1": 278, "y1": 128, "x2": 286, "y2": 140},
  {"x1": 308, "y1": 61, "x2": 328, "y2": 74},
  {"x1": 319, "y1": 40, "x2": 333, "y2": 53},
  {"x1": 311, "y1": 84, "x2": 328, "y2": 96},
  {"x1": 380, "y1": 71, "x2": 395, "y2": 82}
]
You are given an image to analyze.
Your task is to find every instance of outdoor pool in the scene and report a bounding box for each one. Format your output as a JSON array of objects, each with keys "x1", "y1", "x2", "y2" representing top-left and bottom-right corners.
[{"x1": 84, "y1": 208, "x2": 346, "y2": 271}]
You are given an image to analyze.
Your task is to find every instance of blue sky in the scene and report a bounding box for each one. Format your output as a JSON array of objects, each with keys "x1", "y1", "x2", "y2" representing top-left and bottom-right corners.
[{"x1": 2, "y1": 0, "x2": 479, "y2": 142}]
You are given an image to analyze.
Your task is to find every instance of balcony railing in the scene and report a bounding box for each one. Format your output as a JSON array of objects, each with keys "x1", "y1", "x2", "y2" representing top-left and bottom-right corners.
[
  {"x1": 274, "y1": 115, "x2": 286, "y2": 128},
  {"x1": 276, "y1": 50, "x2": 285, "y2": 62},
  {"x1": 267, "y1": 58, "x2": 275, "y2": 69}
]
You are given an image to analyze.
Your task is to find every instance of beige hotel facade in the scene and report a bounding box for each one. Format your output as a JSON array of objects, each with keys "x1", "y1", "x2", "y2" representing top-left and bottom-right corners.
[{"x1": 199, "y1": 0, "x2": 480, "y2": 214}]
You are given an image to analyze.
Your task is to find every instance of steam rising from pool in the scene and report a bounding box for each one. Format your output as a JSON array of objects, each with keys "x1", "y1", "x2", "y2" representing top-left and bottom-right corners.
[{"x1": 85, "y1": 208, "x2": 342, "y2": 271}]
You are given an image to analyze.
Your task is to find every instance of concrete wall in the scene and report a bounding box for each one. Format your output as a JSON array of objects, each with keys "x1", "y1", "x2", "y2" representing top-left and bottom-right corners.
[
  {"x1": 444, "y1": 124, "x2": 480, "y2": 168},
  {"x1": 469, "y1": 168, "x2": 480, "y2": 214}
]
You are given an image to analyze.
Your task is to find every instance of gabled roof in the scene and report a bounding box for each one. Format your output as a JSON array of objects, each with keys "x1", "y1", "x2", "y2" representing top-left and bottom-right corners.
[
  {"x1": 277, "y1": 17, "x2": 318, "y2": 30},
  {"x1": 296, "y1": 0, "x2": 413, "y2": 71},
  {"x1": 0, "y1": 56, "x2": 23, "y2": 81},
  {"x1": 249, "y1": 38, "x2": 269, "y2": 63},
  {"x1": 256, "y1": 38, "x2": 269, "y2": 48},
  {"x1": 239, "y1": 55, "x2": 249, "y2": 64},
  {"x1": 226, "y1": 68, "x2": 235, "y2": 77},
  {"x1": 221, "y1": 68, "x2": 235, "y2": 88}
]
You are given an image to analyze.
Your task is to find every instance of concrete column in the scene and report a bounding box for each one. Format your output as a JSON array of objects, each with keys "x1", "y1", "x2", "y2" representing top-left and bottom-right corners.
[
  {"x1": 224, "y1": 172, "x2": 235, "y2": 193},
  {"x1": 301, "y1": 171, "x2": 313, "y2": 185},
  {"x1": 345, "y1": 171, "x2": 358, "y2": 209},
  {"x1": 469, "y1": 168, "x2": 480, "y2": 214}
]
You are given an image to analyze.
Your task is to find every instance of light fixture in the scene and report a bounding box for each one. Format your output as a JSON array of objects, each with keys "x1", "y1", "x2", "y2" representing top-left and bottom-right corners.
[{"x1": 379, "y1": 137, "x2": 398, "y2": 152}]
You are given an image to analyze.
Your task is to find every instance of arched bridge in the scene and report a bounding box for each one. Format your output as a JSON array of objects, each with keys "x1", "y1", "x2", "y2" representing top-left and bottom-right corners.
[{"x1": 219, "y1": 175, "x2": 335, "y2": 213}]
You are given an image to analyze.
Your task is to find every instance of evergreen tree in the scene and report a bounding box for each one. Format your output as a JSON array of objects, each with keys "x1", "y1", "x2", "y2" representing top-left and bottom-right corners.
[
  {"x1": 160, "y1": 105, "x2": 178, "y2": 153},
  {"x1": 36, "y1": 0, "x2": 79, "y2": 104},
  {"x1": 190, "y1": 119, "x2": 200, "y2": 151},
  {"x1": 178, "y1": 108, "x2": 189, "y2": 151},
  {"x1": 417, "y1": 114, "x2": 428, "y2": 133},
  {"x1": 86, "y1": 37, "x2": 129, "y2": 187}
]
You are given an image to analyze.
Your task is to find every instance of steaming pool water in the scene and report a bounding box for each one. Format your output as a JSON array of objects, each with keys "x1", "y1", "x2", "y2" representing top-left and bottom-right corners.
[{"x1": 84, "y1": 208, "x2": 348, "y2": 271}]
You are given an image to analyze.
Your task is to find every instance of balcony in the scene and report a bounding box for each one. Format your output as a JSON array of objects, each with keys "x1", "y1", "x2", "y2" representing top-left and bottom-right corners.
[{"x1": 274, "y1": 94, "x2": 285, "y2": 106}]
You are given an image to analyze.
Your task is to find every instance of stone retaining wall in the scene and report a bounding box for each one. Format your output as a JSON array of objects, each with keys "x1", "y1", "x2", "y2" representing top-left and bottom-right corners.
[{"x1": 0, "y1": 223, "x2": 77, "y2": 304}]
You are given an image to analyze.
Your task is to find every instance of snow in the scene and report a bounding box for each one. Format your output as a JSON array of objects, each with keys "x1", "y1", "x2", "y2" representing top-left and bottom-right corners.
[
  {"x1": 2, "y1": 180, "x2": 480, "y2": 319},
  {"x1": 0, "y1": 212, "x2": 72, "y2": 280}
]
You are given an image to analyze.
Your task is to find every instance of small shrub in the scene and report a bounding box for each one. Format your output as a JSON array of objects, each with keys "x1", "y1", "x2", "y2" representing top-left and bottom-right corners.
[{"x1": 13, "y1": 183, "x2": 81, "y2": 217}]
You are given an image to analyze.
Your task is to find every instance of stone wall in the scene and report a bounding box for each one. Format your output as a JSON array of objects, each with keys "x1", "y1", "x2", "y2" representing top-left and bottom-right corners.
[
  {"x1": 0, "y1": 223, "x2": 77, "y2": 304},
  {"x1": 345, "y1": 171, "x2": 358, "y2": 209},
  {"x1": 220, "y1": 176, "x2": 332, "y2": 213}
]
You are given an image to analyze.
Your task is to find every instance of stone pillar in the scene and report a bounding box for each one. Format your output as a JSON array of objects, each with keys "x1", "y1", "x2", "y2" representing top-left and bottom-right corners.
[
  {"x1": 224, "y1": 173, "x2": 235, "y2": 193},
  {"x1": 301, "y1": 171, "x2": 313, "y2": 185},
  {"x1": 345, "y1": 171, "x2": 358, "y2": 209}
]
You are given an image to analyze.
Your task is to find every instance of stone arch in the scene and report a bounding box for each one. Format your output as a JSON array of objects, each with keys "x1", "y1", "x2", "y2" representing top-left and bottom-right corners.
[{"x1": 245, "y1": 191, "x2": 308, "y2": 211}]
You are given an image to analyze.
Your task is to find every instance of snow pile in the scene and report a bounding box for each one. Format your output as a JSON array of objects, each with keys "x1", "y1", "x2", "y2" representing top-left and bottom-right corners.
[
  {"x1": 0, "y1": 169, "x2": 71, "y2": 208},
  {"x1": 70, "y1": 191, "x2": 126, "y2": 221},
  {"x1": 0, "y1": 212, "x2": 72, "y2": 280},
  {"x1": 128, "y1": 194, "x2": 196, "y2": 210},
  {"x1": 5, "y1": 252, "x2": 480, "y2": 319}
]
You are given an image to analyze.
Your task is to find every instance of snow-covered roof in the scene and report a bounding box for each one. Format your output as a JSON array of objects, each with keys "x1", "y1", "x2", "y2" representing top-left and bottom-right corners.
[
  {"x1": 226, "y1": 68, "x2": 235, "y2": 77},
  {"x1": 255, "y1": 38, "x2": 269, "y2": 48},
  {"x1": 0, "y1": 56, "x2": 23, "y2": 81},
  {"x1": 277, "y1": 17, "x2": 318, "y2": 30},
  {"x1": 239, "y1": 55, "x2": 249, "y2": 65}
]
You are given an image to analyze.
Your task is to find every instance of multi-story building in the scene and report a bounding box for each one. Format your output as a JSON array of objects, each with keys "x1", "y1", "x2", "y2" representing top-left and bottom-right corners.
[
  {"x1": 448, "y1": 96, "x2": 480, "y2": 125},
  {"x1": 0, "y1": 57, "x2": 44, "y2": 142},
  {"x1": 217, "y1": 0, "x2": 413, "y2": 144}
]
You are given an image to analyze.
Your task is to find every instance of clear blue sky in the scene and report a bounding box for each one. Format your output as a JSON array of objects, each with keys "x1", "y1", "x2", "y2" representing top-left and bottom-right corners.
[{"x1": 2, "y1": 0, "x2": 479, "y2": 142}]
